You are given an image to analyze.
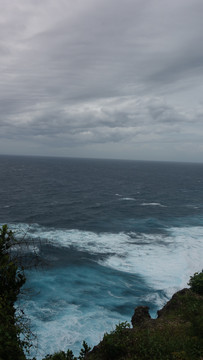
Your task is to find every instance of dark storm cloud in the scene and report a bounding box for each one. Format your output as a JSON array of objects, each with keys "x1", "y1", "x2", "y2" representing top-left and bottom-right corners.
[{"x1": 0, "y1": 0, "x2": 203, "y2": 160}]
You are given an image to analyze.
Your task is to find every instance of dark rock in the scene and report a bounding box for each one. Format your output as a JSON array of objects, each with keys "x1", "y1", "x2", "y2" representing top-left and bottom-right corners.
[
  {"x1": 157, "y1": 288, "x2": 190, "y2": 318},
  {"x1": 131, "y1": 306, "x2": 151, "y2": 327}
]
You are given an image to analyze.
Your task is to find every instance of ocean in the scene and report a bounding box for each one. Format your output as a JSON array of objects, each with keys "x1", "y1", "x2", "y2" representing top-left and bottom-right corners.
[{"x1": 0, "y1": 155, "x2": 202, "y2": 358}]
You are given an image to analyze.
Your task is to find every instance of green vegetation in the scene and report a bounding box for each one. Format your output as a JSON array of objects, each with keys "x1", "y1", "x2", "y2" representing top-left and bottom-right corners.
[
  {"x1": 188, "y1": 271, "x2": 203, "y2": 295},
  {"x1": 87, "y1": 288, "x2": 203, "y2": 360},
  {"x1": 42, "y1": 342, "x2": 91, "y2": 360},
  {"x1": 78, "y1": 341, "x2": 92, "y2": 359},
  {"x1": 42, "y1": 349, "x2": 77, "y2": 360},
  {"x1": 0, "y1": 225, "x2": 202, "y2": 360},
  {"x1": 0, "y1": 224, "x2": 26, "y2": 360}
]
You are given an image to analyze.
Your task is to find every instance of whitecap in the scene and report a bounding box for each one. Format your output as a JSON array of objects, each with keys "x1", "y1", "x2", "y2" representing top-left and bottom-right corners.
[
  {"x1": 141, "y1": 202, "x2": 166, "y2": 207},
  {"x1": 119, "y1": 197, "x2": 136, "y2": 201},
  {"x1": 186, "y1": 204, "x2": 199, "y2": 209}
]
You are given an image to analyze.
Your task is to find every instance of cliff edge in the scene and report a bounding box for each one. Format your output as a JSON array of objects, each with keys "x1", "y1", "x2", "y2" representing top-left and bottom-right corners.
[{"x1": 86, "y1": 288, "x2": 203, "y2": 360}]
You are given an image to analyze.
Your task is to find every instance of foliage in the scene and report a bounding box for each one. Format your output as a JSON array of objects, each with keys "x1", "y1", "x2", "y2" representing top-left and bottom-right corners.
[
  {"x1": 0, "y1": 225, "x2": 26, "y2": 304},
  {"x1": 114, "y1": 321, "x2": 131, "y2": 333},
  {"x1": 78, "y1": 341, "x2": 91, "y2": 359},
  {"x1": 188, "y1": 270, "x2": 203, "y2": 295},
  {"x1": 100, "y1": 322, "x2": 131, "y2": 360},
  {"x1": 87, "y1": 289, "x2": 203, "y2": 360},
  {"x1": 42, "y1": 349, "x2": 77, "y2": 360},
  {"x1": 0, "y1": 224, "x2": 26, "y2": 360},
  {"x1": 42, "y1": 342, "x2": 91, "y2": 360}
]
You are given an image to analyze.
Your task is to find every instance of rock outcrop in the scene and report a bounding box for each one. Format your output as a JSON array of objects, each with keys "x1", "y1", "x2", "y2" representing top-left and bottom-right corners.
[{"x1": 131, "y1": 305, "x2": 151, "y2": 327}]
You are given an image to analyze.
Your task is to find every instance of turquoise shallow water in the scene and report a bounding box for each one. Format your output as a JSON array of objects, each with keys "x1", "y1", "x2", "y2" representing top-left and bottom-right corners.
[{"x1": 0, "y1": 155, "x2": 203, "y2": 358}]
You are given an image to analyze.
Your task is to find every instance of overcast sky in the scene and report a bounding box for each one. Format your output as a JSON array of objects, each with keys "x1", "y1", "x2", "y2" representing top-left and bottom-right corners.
[{"x1": 0, "y1": 0, "x2": 203, "y2": 162}]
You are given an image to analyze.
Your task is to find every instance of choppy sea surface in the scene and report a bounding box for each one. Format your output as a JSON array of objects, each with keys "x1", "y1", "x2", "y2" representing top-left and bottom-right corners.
[{"x1": 0, "y1": 155, "x2": 203, "y2": 358}]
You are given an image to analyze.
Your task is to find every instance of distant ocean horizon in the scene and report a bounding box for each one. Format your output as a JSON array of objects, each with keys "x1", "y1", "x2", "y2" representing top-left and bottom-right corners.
[
  {"x1": 1, "y1": 152, "x2": 203, "y2": 164},
  {"x1": 0, "y1": 154, "x2": 203, "y2": 358}
]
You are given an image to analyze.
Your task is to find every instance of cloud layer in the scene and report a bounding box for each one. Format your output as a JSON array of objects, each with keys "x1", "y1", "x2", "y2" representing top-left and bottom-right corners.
[{"x1": 0, "y1": 0, "x2": 203, "y2": 161}]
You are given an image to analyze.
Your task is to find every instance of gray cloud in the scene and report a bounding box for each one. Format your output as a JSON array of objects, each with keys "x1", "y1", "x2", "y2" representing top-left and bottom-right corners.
[
  {"x1": 0, "y1": 0, "x2": 203, "y2": 161},
  {"x1": 1, "y1": 96, "x2": 201, "y2": 148}
]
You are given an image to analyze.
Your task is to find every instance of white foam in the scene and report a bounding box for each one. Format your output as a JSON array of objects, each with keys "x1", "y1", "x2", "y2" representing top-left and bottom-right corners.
[
  {"x1": 11, "y1": 244, "x2": 40, "y2": 254},
  {"x1": 102, "y1": 227, "x2": 203, "y2": 295},
  {"x1": 141, "y1": 202, "x2": 166, "y2": 207},
  {"x1": 119, "y1": 197, "x2": 136, "y2": 201},
  {"x1": 10, "y1": 223, "x2": 203, "y2": 297},
  {"x1": 140, "y1": 292, "x2": 168, "y2": 310},
  {"x1": 24, "y1": 300, "x2": 125, "y2": 359},
  {"x1": 186, "y1": 204, "x2": 200, "y2": 209},
  {"x1": 12, "y1": 222, "x2": 203, "y2": 359}
]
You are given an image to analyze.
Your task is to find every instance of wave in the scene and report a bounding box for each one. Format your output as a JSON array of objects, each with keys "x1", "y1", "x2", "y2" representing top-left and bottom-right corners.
[
  {"x1": 186, "y1": 204, "x2": 200, "y2": 209},
  {"x1": 115, "y1": 193, "x2": 136, "y2": 201},
  {"x1": 119, "y1": 197, "x2": 136, "y2": 201},
  {"x1": 141, "y1": 202, "x2": 166, "y2": 207},
  {"x1": 108, "y1": 291, "x2": 125, "y2": 299},
  {"x1": 23, "y1": 296, "x2": 126, "y2": 359},
  {"x1": 11, "y1": 222, "x2": 203, "y2": 359},
  {"x1": 7, "y1": 222, "x2": 203, "y2": 296}
]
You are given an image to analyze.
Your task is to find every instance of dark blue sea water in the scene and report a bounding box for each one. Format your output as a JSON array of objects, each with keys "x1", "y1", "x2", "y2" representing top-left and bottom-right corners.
[{"x1": 0, "y1": 155, "x2": 203, "y2": 358}]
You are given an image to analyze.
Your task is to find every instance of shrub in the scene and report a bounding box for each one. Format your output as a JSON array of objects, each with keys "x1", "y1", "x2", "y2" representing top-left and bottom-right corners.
[
  {"x1": 0, "y1": 225, "x2": 27, "y2": 360},
  {"x1": 101, "y1": 322, "x2": 131, "y2": 360},
  {"x1": 42, "y1": 342, "x2": 90, "y2": 360},
  {"x1": 42, "y1": 350, "x2": 77, "y2": 360},
  {"x1": 188, "y1": 271, "x2": 203, "y2": 295},
  {"x1": 78, "y1": 341, "x2": 91, "y2": 359}
]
